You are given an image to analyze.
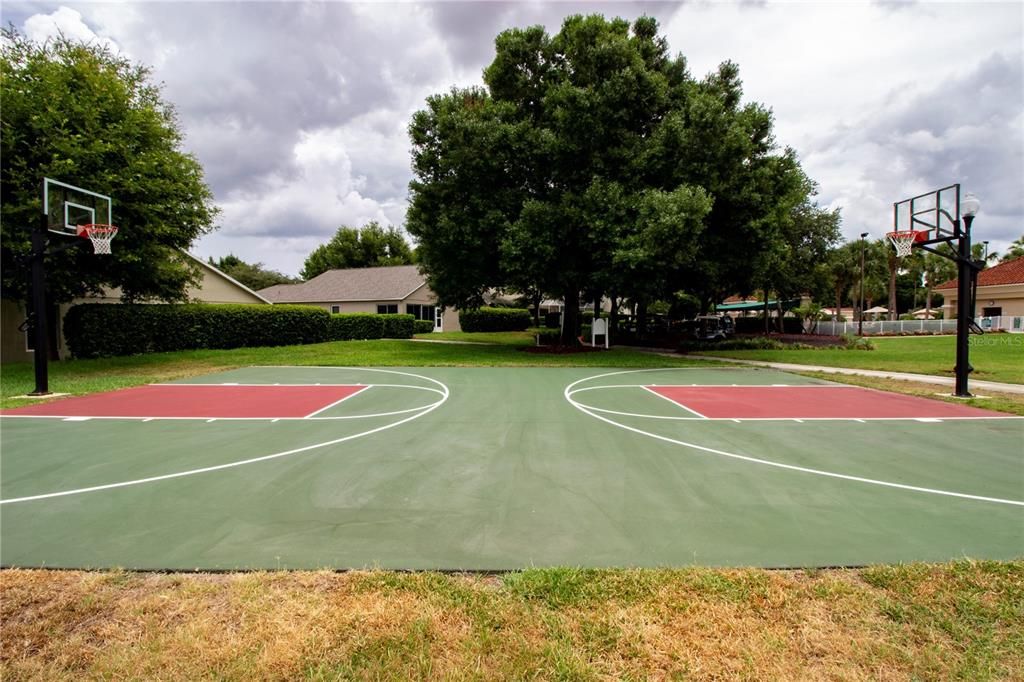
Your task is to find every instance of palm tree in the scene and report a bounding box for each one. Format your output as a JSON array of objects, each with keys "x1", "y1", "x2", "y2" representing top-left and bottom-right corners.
[{"x1": 999, "y1": 235, "x2": 1024, "y2": 263}]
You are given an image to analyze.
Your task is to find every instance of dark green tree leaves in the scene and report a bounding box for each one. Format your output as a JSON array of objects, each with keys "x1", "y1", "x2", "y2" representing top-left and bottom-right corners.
[
  {"x1": 300, "y1": 221, "x2": 413, "y2": 280},
  {"x1": 1, "y1": 30, "x2": 218, "y2": 303}
]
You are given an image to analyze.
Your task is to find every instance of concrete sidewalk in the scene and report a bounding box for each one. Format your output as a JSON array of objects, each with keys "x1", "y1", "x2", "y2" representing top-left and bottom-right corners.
[{"x1": 682, "y1": 354, "x2": 1024, "y2": 395}]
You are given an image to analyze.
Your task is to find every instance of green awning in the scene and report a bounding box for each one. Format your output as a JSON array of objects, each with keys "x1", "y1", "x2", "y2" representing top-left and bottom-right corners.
[{"x1": 715, "y1": 298, "x2": 801, "y2": 312}]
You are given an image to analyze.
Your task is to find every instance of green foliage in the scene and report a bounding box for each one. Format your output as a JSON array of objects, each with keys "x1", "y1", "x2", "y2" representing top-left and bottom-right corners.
[
  {"x1": 328, "y1": 313, "x2": 384, "y2": 341},
  {"x1": 63, "y1": 304, "x2": 329, "y2": 358},
  {"x1": 380, "y1": 314, "x2": 415, "y2": 339},
  {"x1": 301, "y1": 222, "x2": 413, "y2": 280},
  {"x1": 535, "y1": 330, "x2": 562, "y2": 345},
  {"x1": 459, "y1": 307, "x2": 532, "y2": 332},
  {"x1": 208, "y1": 254, "x2": 297, "y2": 291},
  {"x1": 840, "y1": 333, "x2": 875, "y2": 350},
  {"x1": 413, "y1": 319, "x2": 436, "y2": 334},
  {"x1": 1001, "y1": 236, "x2": 1024, "y2": 262},
  {"x1": 1, "y1": 30, "x2": 218, "y2": 304},
  {"x1": 408, "y1": 14, "x2": 829, "y2": 345}
]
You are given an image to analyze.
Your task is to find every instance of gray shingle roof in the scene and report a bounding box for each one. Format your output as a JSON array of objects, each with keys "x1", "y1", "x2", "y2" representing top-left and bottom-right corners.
[{"x1": 258, "y1": 265, "x2": 426, "y2": 303}]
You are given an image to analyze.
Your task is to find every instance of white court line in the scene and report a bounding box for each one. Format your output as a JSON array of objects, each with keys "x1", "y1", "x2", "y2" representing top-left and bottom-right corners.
[
  {"x1": 565, "y1": 369, "x2": 1024, "y2": 507},
  {"x1": 641, "y1": 385, "x2": 708, "y2": 419},
  {"x1": 0, "y1": 369, "x2": 449, "y2": 505},
  {"x1": 303, "y1": 385, "x2": 370, "y2": 418}
]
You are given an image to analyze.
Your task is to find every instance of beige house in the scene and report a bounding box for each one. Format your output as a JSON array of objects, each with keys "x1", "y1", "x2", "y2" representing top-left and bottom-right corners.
[
  {"x1": 935, "y1": 256, "x2": 1024, "y2": 330},
  {"x1": 259, "y1": 265, "x2": 459, "y2": 332},
  {"x1": 1, "y1": 252, "x2": 270, "y2": 363}
]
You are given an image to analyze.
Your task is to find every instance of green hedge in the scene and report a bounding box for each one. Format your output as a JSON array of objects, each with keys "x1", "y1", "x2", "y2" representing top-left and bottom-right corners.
[
  {"x1": 413, "y1": 319, "x2": 435, "y2": 334},
  {"x1": 64, "y1": 303, "x2": 331, "y2": 358},
  {"x1": 459, "y1": 307, "x2": 531, "y2": 332},
  {"x1": 381, "y1": 314, "x2": 415, "y2": 339},
  {"x1": 328, "y1": 313, "x2": 384, "y2": 340}
]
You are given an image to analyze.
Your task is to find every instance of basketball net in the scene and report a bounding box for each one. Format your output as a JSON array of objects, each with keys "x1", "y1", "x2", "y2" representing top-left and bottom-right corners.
[
  {"x1": 886, "y1": 230, "x2": 924, "y2": 259},
  {"x1": 78, "y1": 224, "x2": 118, "y2": 255}
]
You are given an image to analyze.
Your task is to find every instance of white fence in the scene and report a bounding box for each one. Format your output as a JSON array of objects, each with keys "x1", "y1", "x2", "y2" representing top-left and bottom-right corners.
[{"x1": 811, "y1": 316, "x2": 1024, "y2": 336}]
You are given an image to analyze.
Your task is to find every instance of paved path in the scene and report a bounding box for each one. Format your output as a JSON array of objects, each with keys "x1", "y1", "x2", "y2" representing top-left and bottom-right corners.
[{"x1": 684, "y1": 354, "x2": 1024, "y2": 395}]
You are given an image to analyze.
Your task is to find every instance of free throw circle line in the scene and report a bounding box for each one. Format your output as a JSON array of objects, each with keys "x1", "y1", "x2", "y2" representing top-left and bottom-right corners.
[
  {"x1": 0, "y1": 369, "x2": 449, "y2": 505},
  {"x1": 564, "y1": 369, "x2": 1024, "y2": 507}
]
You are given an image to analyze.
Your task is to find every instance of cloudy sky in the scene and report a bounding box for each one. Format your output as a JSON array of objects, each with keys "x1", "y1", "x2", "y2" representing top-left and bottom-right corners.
[{"x1": 6, "y1": 1, "x2": 1023, "y2": 277}]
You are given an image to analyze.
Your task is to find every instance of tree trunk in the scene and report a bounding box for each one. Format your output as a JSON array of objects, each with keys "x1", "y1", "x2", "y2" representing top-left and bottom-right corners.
[
  {"x1": 763, "y1": 290, "x2": 771, "y2": 335},
  {"x1": 609, "y1": 294, "x2": 619, "y2": 336},
  {"x1": 636, "y1": 300, "x2": 648, "y2": 342},
  {"x1": 531, "y1": 290, "x2": 542, "y2": 327},
  {"x1": 561, "y1": 288, "x2": 580, "y2": 346},
  {"x1": 834, "y1": 286, "x2": 842, "y2": 321}
]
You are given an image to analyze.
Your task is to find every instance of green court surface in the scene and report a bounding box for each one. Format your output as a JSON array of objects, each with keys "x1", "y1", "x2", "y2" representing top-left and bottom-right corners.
[{"x1": 1, "y1": 366, "x2": 1021, "y2": 570}]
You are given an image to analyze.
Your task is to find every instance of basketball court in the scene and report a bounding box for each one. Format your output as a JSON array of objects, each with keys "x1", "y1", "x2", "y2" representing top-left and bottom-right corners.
[{"x1": 2, "y1": 366, "x2": 1020, "y2": 570}]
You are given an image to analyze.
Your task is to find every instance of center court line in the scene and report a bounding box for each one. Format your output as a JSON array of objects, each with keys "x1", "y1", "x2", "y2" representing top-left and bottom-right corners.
[
  {"x1": 565, "y1": 369, "x2": 1024, "y2": 507},
  {"x1": 0, "y1": 369, "x2": 449, "y2": 505}
]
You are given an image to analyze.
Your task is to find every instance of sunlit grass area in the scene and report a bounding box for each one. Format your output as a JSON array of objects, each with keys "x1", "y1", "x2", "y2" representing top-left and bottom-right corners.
[
  {"x1": 691, "y1": 334, "x2": 1024, "y2": 384},
  {"x1": 2, "y1": 562, "x2": 1021, "y2": 680}
]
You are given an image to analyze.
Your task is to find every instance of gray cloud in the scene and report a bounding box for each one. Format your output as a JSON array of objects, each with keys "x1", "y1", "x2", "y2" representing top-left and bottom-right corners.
[{"x1": 15, "y1": 1, "x2": 1023, "y2": 275}]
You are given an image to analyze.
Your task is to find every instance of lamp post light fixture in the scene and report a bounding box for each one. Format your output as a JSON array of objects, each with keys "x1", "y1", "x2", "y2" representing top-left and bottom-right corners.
[
  {"x1": 858, "y1": 232, "x2": 869, "y2": 337},
  {"x1": 954, "y1": 192, "x2": 980, "y2": 397}
]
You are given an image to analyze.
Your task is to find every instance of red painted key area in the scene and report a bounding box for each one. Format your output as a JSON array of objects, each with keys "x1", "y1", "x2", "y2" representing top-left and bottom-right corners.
[
  {"x1": 646, "y1": 385, "x2": 1007, "y2": 419},
  {"x1": 1, "y1": 384, "x2": 366, "y2": 419}
]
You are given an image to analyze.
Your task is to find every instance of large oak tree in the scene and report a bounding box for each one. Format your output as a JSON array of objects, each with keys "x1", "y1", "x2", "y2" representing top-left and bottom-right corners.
[{"x1": 1, "y1": 30, "x2": 218, "y2": 304}]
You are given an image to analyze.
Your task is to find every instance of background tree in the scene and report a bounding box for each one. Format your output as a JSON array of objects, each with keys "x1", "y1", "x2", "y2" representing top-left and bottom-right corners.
[
  {"x1": 1, "y1": 30, "x2": 217, "y2": 304},
  {"x1": 824, "y1": 241, "x2": 862, "y2": 318},
  {"x1": 300, "y1": 221, "x2": 413, "y2": 280},
  {"x1": 208, "y1": 254, "x2": 297, "y2": 291},
  {"x1": 998, "y1": 235, "x2": 1024, "y2": 263}
]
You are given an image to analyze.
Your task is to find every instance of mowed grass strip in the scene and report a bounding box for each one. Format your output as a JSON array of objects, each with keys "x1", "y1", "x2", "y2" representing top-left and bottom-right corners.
[
  {"x1": 796, "y1": 371, "x2": 1024, "y2": 416},
  {"x1": 1, "y1": 562, "x2": 1021, "y2": 680},
  {"x1": 0, "y1": 336, "x2": 704, "y2": 409},
  {"x1": 691, "y1": 334, "x2": 1024, "y2": 384}
]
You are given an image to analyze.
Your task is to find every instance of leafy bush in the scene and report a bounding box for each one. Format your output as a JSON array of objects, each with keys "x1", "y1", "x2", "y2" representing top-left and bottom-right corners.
[
  {"x1": 380, "y1": 314, "x2": 415, "y2": 339},
  {"x1": 460, "y1": 307, "x2": 531, "y2": 332},
  {"x1": 64, "y1": 303, "x2": 330, "y2": 358},
  {"x1": 535, "y1": 330, "x2": 562, "y2": 345},
  {"x1": 840, "y1": 333, "x2": 875, "y2": 350},
  {"x1": 413, "y1": 320, "x2": 435, "y2": 334},
  {"x1": 328, "y1": 313, "x2": 384, "y2": 340}
]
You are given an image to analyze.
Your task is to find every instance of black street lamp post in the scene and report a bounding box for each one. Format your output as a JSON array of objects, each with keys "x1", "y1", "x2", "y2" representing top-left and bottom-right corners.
[{"x1": 954, "y1": 193, "x2": 980, "y2": 396}]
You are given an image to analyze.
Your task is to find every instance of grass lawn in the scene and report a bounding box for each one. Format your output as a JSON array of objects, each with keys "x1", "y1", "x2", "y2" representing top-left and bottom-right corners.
[
  {"x1": 2, "y1": 333, "x2": 1021, "y2": 679},
  {"x1": 0, "y1": 337, "x2": 694, "y2": 409},
  {"x1": 2, "y1": 562, "x2": 1021, "y2": 680},
  {"x1": 691, "y1": 334, "x2": 1024, "y2": 384}
]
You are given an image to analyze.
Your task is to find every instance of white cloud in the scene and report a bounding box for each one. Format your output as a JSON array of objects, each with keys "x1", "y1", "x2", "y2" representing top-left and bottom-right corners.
[{"x1": 16, "y1": 1, "x2": 1024, "y2": 273}]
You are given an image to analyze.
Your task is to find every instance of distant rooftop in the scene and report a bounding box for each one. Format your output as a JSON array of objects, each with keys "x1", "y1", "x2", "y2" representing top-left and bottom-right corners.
[
  {"x1": 258, "y1": 265, "x2": 426, "y2": 303},
  {"x1": 935, "y1": 256, "x2": 1024, "y2": 290}
]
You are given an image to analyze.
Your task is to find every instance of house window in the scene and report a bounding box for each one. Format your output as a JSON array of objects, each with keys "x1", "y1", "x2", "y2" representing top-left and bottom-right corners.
[
  {"x1": 982, "y1": 306, "x2": 1002, "y2": 317},
  {"x1": 405, "y1": 304, "x2": 435, "y2": 322},
  {"x1": 330, "y1": 305, "x2": 341, "y2": 314},
  {"x1": 377, "y1": 304, "x2": 398, "y2": 314}
]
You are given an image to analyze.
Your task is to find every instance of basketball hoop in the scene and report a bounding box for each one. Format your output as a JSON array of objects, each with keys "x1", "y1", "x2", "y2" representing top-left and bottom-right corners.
[
  {"x1": 77, "y1": 224, "x2": 118, "y2": 255},
  {"x1": 886, "y1": 229, "x2": 926, "y2": 259}
]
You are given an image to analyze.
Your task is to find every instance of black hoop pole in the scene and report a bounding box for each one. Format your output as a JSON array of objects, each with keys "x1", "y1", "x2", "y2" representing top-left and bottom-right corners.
[
  {"x1": 29, "y1": 178, "x2": 50, "y2": 395},
  {"x1": 954, "y1": 215, "x2": 975, "y2": 397}
]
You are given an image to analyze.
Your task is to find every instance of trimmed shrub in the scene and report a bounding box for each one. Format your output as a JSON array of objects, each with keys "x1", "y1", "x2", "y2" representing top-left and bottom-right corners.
[
  {"x1": 63, "y1": 303, "x2": 330, "y2": 358},
  {"x1": 459, "y1": 307, "x2": 531, "y2": 332},
  {"x1": 535, "y1": 330, "x2": 561, "y2": 345},
  {"x1": 413, "y1": 319, "x2": 435, "y2": 334},
  {"x1": 734, "y1": 316, "x2": 804, "y2": 334},
  {"x1": 380, "y1": 314, "x2": 415, "y2": 339},
  {"x1": 328, "y1": 313, "x2": 384, "y2": 340}
]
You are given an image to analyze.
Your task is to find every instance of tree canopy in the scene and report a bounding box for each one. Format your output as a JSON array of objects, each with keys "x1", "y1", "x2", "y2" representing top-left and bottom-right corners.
[
  {"x1": 300, "y1": 221, "x2": 414, "y2": 280},
  {"x1": 208, "y1": 254, "x2": 297, "y2": 291},
  {"x1": 407, "y1": 14, "x2": 837, "y2": 343},
  {"x1": 0, "y1": 30, "x2": 218, "y2": 303}
]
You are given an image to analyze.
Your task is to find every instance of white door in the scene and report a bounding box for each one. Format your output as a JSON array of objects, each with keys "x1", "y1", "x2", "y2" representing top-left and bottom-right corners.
[{"x1": 434, "y1": 307, "x2": 443, "y2": 332}]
